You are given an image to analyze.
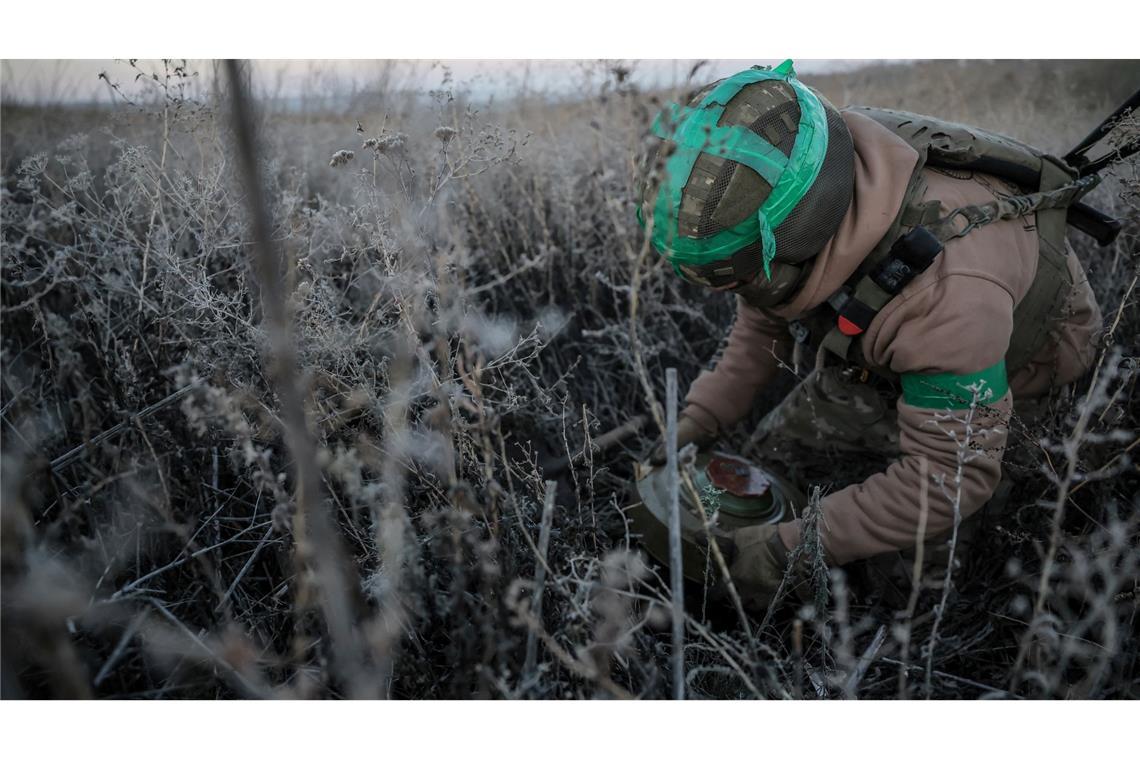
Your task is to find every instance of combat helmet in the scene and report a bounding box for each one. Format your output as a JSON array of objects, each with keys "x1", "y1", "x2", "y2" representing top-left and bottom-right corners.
[{"x1": 638, "y1": 60, "x2": 855, "y2": 305}]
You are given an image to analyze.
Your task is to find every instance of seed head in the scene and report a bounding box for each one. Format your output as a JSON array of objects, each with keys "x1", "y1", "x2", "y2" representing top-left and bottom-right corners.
[
  {"x1": 363, "y1": 133, "x2": 408, "y2": 154},
  {"x1": 433, "y1": 126, "x2": 457, "y2": 145}
]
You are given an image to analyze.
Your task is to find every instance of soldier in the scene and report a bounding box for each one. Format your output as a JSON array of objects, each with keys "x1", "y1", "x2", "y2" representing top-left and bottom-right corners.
[{"x1": 639, "y1": 61, "x2": 1104, "y2": 609}]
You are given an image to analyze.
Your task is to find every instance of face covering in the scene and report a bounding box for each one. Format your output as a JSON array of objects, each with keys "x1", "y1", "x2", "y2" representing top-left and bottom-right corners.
[{"x1": 731, "y1": 260, "x2": 806, "y2": 309}]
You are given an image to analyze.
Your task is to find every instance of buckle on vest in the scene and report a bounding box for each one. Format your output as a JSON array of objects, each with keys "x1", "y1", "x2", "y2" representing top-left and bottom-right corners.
[
  {"x1": 942, "y1": 207, "x2": 989, "y2": 240},
  {"x1": 788, "y1": 319, "x2": 810, "y2": 344}
]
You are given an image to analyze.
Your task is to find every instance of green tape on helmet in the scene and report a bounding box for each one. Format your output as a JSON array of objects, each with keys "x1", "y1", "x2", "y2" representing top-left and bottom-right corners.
[{"x1": 638, "y1": 60, "x2": 830, "y2": 280}]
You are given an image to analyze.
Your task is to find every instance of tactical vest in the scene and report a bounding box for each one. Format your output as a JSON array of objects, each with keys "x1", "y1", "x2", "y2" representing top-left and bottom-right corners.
[{"x1": 791, "y1": 107, "x2": 1102, "y2": 381}]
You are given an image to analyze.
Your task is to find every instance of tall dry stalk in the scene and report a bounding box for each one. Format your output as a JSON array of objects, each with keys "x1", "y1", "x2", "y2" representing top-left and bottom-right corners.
[{"x1": 223, "y1": 59, "x2": 372, "y2": 697}]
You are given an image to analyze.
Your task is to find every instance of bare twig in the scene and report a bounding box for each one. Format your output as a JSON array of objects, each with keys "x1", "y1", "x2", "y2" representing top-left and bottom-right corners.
[
  {"x1": 543, "y1": 414, "x2": 647, "y2": 478},
  {"x1": 93, "y1": 610, "x2": 149, "y2": 687},
  {"x1": 145, "y1": 598, "x2": 267, "y2": 698},
  {"x1": 50, "y1": 385, "x2": 195, "y2": 472},
  {"x1": 1010, "y1": 347, "x2": 1126, "y2": 688},
  {"x1": 112, "y1": 519, "x2": 272, "y2": 600},
  {"x1": 844, "y1": 624, "x2": 888, "y2": 698},
  {"x1": 216, "y1": 523, "x2": 276, "y2": 613},
  {"x1": 665, "y1": 367, "x2": 685, "y2": 701},
  {"x1": 223, "y1": 59, "x2": 369, "y2": 696},
  {"x1": 882, "y1": 656, "x2": 1020, "y2": 699},
  {"x1": 523, "y1": 480, "x2": 557, "y2": 676},
  {"x1": 897, "y1": 454, "x2": 931, "y2": 698},
  {"x1": 925, "y1": 385, "x2": 983, "y2": 696}
]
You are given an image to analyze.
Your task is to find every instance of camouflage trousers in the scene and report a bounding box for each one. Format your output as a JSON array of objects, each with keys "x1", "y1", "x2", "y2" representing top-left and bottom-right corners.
[
  {"x1": 750, "y1": 365, "x2": 1002, "y2": 606},
  {"x1": 752, "y1": 365, "x2": 901, "y2": 456}
]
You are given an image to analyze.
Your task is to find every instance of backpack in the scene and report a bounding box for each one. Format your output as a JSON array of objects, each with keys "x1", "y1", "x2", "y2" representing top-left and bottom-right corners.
[{"x1": 810, "y1": 107, "x2": 1105, "y2": 377}]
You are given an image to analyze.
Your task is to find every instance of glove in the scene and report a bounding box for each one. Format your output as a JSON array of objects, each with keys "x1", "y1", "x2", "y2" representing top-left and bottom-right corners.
[
  {"x1": 647, "y1": 414, "x2": 715, "y2": 465},
  {"x1": 716, "y1": 523, "x2": 791, "y2": 612}
]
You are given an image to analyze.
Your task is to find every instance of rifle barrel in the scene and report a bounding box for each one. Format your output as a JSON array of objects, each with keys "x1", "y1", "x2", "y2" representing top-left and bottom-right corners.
[{"x1": 1063, "y1": 89, "x2": 1140, "y2": 170}]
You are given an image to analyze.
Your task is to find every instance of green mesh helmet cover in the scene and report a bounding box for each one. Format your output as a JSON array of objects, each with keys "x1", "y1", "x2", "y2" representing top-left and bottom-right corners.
[{"x1": 638, "y1": 60, "x2": 829, "y2": 279}]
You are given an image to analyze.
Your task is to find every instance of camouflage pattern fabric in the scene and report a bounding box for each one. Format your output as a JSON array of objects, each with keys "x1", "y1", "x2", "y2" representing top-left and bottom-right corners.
[{"x1": 752, "y1": 366, "x2": 900, "y2": 455}]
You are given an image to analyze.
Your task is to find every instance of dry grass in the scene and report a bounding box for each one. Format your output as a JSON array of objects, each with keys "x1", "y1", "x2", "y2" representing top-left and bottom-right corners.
[{"x1": 1, "y1": 59, "x2": 1137, "y2": 699}]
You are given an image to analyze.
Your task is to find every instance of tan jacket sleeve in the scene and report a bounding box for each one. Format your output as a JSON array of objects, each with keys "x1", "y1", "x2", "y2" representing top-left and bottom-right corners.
[
  {"x1": 778, "y1": 274, "x2": 1014, "y2": 565},
  {"x1": 682, "y1": 296, "x2": 793, "y2": 435}
]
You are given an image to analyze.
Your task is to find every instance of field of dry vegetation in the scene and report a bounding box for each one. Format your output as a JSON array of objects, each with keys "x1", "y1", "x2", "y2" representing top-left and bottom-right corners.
[{"x1": 1, "y1": 59, "x2": 1137, "y2": 699}]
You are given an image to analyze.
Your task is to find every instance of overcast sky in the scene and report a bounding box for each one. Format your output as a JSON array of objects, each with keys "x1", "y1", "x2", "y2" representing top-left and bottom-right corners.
[{"x1": 0, "y1": 59, "x2": 876, "y2": 105}]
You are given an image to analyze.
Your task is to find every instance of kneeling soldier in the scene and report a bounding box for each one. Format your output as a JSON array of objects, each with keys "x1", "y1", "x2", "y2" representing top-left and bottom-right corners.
[{"x1": 638, "y1": 61, "x2": 1104, "y2": 608}]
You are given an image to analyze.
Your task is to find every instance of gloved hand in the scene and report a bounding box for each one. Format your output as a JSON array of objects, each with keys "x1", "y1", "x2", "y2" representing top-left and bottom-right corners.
[
  {"x1": 715, "y1": 523, "x2": 791, "y2": 612},
  {"x1": 647, "y1": 414, "x2": 715, "y2": 465}
]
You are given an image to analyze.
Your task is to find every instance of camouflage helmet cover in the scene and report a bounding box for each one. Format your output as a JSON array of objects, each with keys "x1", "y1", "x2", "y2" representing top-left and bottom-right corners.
[{"x1": 638, "y1": 61, "x2": 855, "y2": 288}]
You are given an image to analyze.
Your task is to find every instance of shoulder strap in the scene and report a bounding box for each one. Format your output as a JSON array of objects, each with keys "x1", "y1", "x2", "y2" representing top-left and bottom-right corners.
[
  {"x1": 924, "y1": 174, "x2": 1098, "y2": 244},
  {"x1": 818, "y1": 160, "x2": 930, "y2": 364}
]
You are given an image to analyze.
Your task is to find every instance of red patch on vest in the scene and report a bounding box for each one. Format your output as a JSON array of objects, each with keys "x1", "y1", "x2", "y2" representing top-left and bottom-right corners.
[{"x1": 837, "y1": 316, "x2": 864, "y2": 337}]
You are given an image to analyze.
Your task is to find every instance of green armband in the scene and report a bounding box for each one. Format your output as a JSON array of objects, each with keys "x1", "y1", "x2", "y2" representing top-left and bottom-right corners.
[{"x1": 900, "y1": 360, "x2": 1009, "y2": 410}]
